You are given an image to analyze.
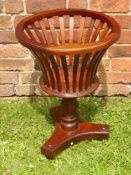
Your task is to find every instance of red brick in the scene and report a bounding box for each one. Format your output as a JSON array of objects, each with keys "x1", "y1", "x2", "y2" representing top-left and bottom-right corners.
[
  {"x1": 109, "y1": 84, "x2": 129, "y2": 96},
  {"x1": 14, "y1": 15, "x2": 29, "y2": 28},
  {"x1": 99, "y1": 72, "x2": 131, "y2": 84},
  {"x1": 0, "y1": 31, "x2": 17, "y2": 44},
  {"x1": 98, "y1": 59, "x2": 110, "y2": 71},
  {"x1": 5, "y1": 0, "x2": 23, "y2": 14},
  {"x1": 26, "y1": 0, "x2": 65, "y2": 13},
  {"x1": 69, "y1": 0, "x2": 88, "y2": 8},
  {"x1": 0, "y1": 16, "x2": 12, "y2": 29},
  {"x1": 94, "y1": 84, "x2": 129, "y2": 96},
  {"x1": 0, "y1": 71, "x2": 18, "y2": 84},
  {"x1": 90, "y1": 0, "x2": 130, "y2": 12},
  {"x1": 0, "y1": 85, "x2": 14, "y2": 97},
  {"x1": 0, "y1": 59, "x2": 33, "y2": 71},
  {"x1": 0, "y1": 1, "x2": 3, "y2": 12},
  {"x1": 111, "y1": 58, "x2": 131, "y2": 71},
  {"x1": 20, "y1": 71, "x2": 41, "y2": 84},
  {"x1": 109, "y1": 46, "x2": 131, "y2": 58},
  {"x1": 0, "y1": 44, "x2": 29, "y2": 58},
  {"x1": 16, "y1": 84, "x2": 35, "y2": 96},
  {"x1": 117, "y1": 30, "x2": 131, "y2": 44},
  {"x1": 111, "y1": 15, "x2": 131, "y2": 29}
]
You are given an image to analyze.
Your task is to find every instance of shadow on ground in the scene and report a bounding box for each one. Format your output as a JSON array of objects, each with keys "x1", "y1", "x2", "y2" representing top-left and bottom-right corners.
[{"x1": 29, "y1": 95, "x2": 108, "y2": 126}]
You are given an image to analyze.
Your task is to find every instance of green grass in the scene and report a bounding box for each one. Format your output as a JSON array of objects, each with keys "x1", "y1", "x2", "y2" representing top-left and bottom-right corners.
[{"x1": 0, "y1": 97, "x2": 131, "y2": 175}]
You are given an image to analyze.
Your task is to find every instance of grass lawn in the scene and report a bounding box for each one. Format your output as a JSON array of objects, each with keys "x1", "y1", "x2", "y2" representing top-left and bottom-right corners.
[{"x1": 0, "y1": 97, "x2": 130, "y2": 175}]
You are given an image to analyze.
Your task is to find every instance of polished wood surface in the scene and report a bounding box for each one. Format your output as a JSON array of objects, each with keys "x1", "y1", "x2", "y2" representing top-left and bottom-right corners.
[
  {"x1": 15, "y1": 9, "x2": 120, "y2": 158},
  {"x1": 42, "y1": 99, "x2": 109, "y2": 158}
]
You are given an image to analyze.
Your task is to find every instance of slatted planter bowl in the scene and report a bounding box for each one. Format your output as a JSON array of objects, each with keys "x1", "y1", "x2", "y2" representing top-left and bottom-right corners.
[{"x1": 16, "y1": 9, "x2": 120, "y2": 158}]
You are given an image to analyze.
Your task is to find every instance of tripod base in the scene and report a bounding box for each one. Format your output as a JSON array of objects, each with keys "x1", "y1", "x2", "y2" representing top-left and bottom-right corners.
[{"x1": 41, "y1": 106, "x2": 109, "y2": 158}]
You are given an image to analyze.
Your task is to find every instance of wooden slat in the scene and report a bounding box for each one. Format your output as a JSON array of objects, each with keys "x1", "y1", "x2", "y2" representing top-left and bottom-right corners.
[
  {"x1": 73, "y1": 54, "x2": 79, "y2": 92},
  {"x1": 60, "y1": 55, "x2": 69, "y2": 92},
  {"x1": 91, "y1": 49, "x2": 107, "y2": 83},
  {"x1": 33, "y1": 51, "x2": 50, "y2": 87},
  {"x1": 48, "y1": 55, "x2": 62, "y2": 91},
  {"x1": 48, "y1": 17, "x2": 61, "y2": 65},
  {"x1": 85, "y1": 18, "x2": 96, "y2": 43},
  {"x1": 85, "y1": 51, "x2": 101, "y2": 88},
  {"x1": 99, "y1": 24, "x2": 109, "y2": 40},
  {"x1": 47, "y1": 17, "x2": 61, "y2": 65},
  {"x1": 31, "y1": 21, "x2": 45, "y2": 44},
  {"x1": 91, "y1": 20, "x2": 104, "y2": 42},
  {"x1": 59, "y1": 16, "x2": 65, "y2": 45},
  {"x1": 41, "y1": 53, "x2": 56, "y2": 89},
  {"x1": 69, "y1": 16, "x2": 74, "y2": 44},
  {"x1": 24, "y1": 29, "x2": 32, "y2": 40},
  {"x1": 25, "y1": 25, "x2": 36, "y2": 41},
  {"x1": 77, "y1": 17, "x2": 85, "y2": 44},
  {"x1": 56, "y1": 55, "x2": 61, "y2": 66},
  {"x1": 48, "y1": 18, "x2": 58, "y2": 45},
  {"x1": 79, "y1": 53, "x2": 91, "y2": 91},
  {"x1": 39, "y1": 19, "x2": 50, "y2": 45},
  {"x1": 69, "y1": 16, "x2": 74, "y2": 65}
]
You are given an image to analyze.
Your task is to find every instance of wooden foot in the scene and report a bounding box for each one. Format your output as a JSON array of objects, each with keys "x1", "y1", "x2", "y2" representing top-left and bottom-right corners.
[{"x1": 41, "y1": 103, "x2": 109, "y2": 159}]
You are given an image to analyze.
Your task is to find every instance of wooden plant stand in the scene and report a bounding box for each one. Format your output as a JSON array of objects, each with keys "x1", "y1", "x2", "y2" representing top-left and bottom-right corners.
[{"x1": 16, "y1": 9, "x2": 120, "y2": 158}]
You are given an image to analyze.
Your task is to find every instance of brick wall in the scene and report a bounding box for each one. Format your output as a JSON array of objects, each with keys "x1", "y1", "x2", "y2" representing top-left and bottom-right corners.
[{"x1": 0, "y1": 0, "x2": 131, "y2": 97}]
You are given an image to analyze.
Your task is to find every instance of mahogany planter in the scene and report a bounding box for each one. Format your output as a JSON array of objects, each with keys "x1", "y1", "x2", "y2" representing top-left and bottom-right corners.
[{"x1": 15, "y1": 9, "x2": 120, "y2": 158}]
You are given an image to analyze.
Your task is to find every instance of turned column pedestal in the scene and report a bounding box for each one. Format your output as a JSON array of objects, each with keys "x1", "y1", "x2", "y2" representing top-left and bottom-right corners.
[{"x1": 41, "y1": 98, "x2": 109, "y2": 158}]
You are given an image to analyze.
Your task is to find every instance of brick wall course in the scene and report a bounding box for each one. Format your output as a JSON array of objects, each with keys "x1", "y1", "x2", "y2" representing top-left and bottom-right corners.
[{"x1": 0, "y1": 0, "x2": 130, "y2": 97}]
